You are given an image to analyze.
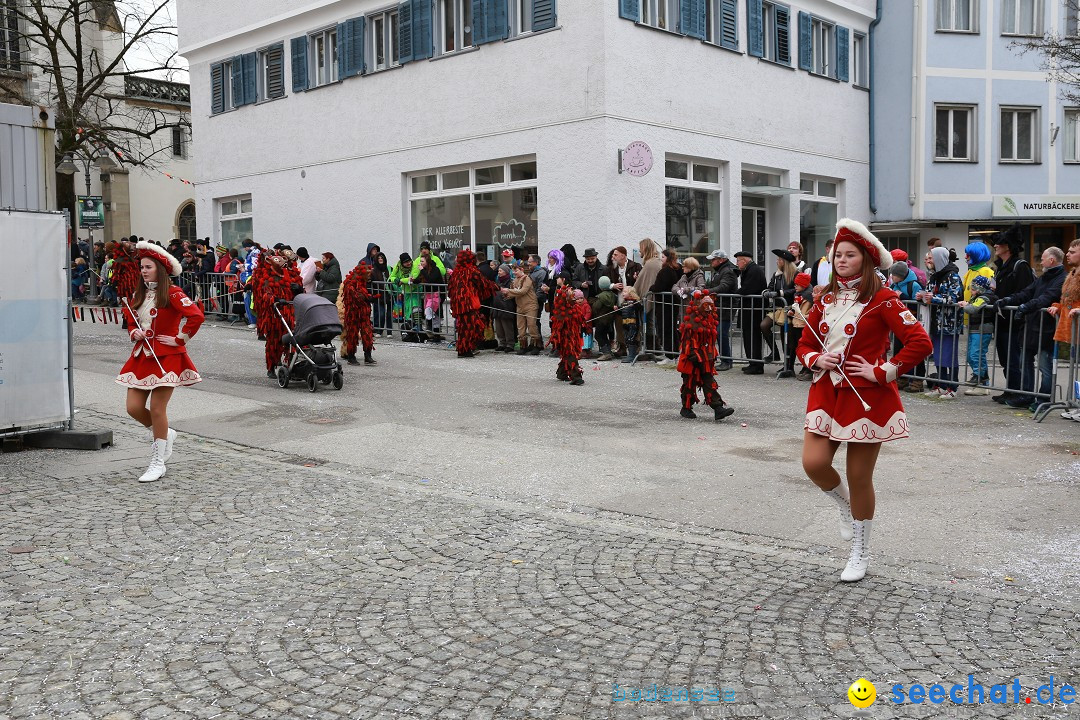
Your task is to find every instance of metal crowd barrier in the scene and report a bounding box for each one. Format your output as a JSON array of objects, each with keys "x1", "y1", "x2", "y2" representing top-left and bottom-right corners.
[
  {"x1": 179, "y1": 272, "x2": 245, "y2": 320},
  {"x1": 369, "y1": 280, "x2": 457, "y2": 344}
]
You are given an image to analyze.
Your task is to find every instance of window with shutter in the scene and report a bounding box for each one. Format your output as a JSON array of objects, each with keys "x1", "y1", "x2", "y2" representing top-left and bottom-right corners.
[
  {"x1": 241, "y1": 52, "x2": 257, "y2": 104},
  {"x1": 210, "y1": 63, "x2": 225, "y2": 114},
  {"x1": 718, "y1": 0, "x2": 737, "y2": 49},
  {"x1": 231, "y1": 55, "x2": 244, "y2": 107},
  {"x1": 532, "y1": 0, "x2": 555, "y2": 30},
  {"x1": 774, "y1": 5, "x2": 790, "y2": 64},
  {"x1": 414, "y1": 0, "x2": 433, "y2": 60},
  {"x1": 338, "y1": 16, "x2": 365, "y2": 77},
  {"x1": 835, "y1": 26, "x2": 849, "y2": 82},
  {"x1": 472, "y1": 0, "x2": 488, "y2": 44},
  {"x1": 680, "y1": 0, "x2": 704, "y2": 38},
  {"x1": 398, "y1": 1, "x2": 415, "y2": 63},
  {"x1": 797, "y1": 11, "x2": 811, "y2": 70},
  {"x1": 291, "y1": 36, "x2": 309, "y2": 91},
  {"x1": 747, "y1": 0, "x2": 763, "y2": 56},
  {"x1": 265, "y1": 44, "x2": 285, "y2": 98}
]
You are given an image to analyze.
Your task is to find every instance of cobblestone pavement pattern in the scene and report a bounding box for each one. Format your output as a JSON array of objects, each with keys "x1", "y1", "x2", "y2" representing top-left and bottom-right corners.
[{"x1": 1, "y1": 413, "x2": 1077, "y2": 720}]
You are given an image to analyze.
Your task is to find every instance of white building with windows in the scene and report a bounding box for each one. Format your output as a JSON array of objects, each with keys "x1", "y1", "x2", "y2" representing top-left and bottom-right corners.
[
  {"x1": 179, "y1": 0, "x2": 875, "y2": 266},
  {"x1": 871, "y1": 0, "x2": 1080, "y2": 268}
]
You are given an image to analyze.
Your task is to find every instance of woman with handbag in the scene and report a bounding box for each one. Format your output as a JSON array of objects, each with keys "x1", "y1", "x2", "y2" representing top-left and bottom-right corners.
[
  {"x1": 761, "y1": 249, "x2": 798, "y2": 363},
  {"x1": 116, "y1": 242, "x2": 204, "y2": 483}
]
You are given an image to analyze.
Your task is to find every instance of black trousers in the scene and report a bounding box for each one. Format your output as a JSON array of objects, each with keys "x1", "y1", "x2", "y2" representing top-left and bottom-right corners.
[{"x1": 741, "y1": 309, "x2": 764, "y2": 368}]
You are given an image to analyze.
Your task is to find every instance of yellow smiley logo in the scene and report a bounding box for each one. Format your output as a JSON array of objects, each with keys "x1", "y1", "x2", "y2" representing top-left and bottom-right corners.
[{"x1": 848, "y1": 678, "x2": 876, "y2": 708}]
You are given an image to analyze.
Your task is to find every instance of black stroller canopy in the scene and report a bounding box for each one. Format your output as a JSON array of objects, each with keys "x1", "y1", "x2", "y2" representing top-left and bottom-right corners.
[{"x1": 293, "y1": 294, "x2": 342, "y2": 335}]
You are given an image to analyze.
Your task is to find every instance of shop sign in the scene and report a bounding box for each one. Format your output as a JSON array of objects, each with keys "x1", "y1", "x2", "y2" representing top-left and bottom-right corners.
[
  {"x1": 620, "y1": 141, "x2": 653, "y2": 177},
  {"x1": 77, "y1": 196, "x2": 105, "y2": 228},
  {"x1": 993, "y1": 195, "x2": 1080, "y2": 219},
  {"x1": 419, "y1": 224, "x2": 467, "y2": 251},
  {"x1": 492, "y1": 219, "x2": 526, "y2": 247}
]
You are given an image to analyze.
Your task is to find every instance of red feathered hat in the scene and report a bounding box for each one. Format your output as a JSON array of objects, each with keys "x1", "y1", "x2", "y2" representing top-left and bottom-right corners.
[
  {"x1": 136, "y1": 241, "x2": 182, "y2": 276},
  {"x1": 890, "y1": 249, "x2": 909, "y2": 263},
  {"x1": 794, "y1": 272, "x2": 812, "y2": 288},
  {"x1": 830, "y1": 219, "x2": 891, "y2": 271}
]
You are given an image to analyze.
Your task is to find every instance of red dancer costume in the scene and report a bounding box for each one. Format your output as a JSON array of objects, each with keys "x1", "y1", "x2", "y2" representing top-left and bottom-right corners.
[
  {"x1": 111, "y1": 240, "x2": 141, "y2": 305},
  {"x1": 676, "y1": 290, "x2": 734, "y2": 421},
  {"x1": 253, "y1": 250, "x2": 302, "y2": 374},
  {"x1": 447, "y1": 248, "x2": 499, "y2": 357},
  {"x1": 341, "y1": 262, "x2": 376, "y2": 365},
  {"x1": 796, "y1": 229, "x2": 933, "y2": 443},
  {"x1": 550, "y1": 286, "x2": 584, "y2": 385},
  {"x1": 116, "y1": 243, "x2": 204, "y2": 389}
]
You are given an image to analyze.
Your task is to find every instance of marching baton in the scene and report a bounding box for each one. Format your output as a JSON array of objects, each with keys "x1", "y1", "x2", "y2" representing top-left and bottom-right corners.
[
  {"x1": 122, "y1": 297, "x2": 167, "y2": 377},
  {"x1": 792, "y1": 302, "x2": 872, "y2": 412}
]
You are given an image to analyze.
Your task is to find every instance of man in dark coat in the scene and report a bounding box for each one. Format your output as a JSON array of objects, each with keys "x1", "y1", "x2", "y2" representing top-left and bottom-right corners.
[
  {"x1": 735, "y1": 251, "x2": 767, "y2": 374},
  {"x1": 998, "y1": 246, "x2": 1065, "y2": 410},
  {"x1": 580, "y1": 248, "x2": 605, "y2": 300},
  {"x1": 991, "y1": 225, "x2": 1036, "y2": 404},
  {"x1": 705, "y1": 249, "x2": 738, "y2": 370},
  {"x1": 606, "y1": 245, "x2": 642, "y2": 356}
]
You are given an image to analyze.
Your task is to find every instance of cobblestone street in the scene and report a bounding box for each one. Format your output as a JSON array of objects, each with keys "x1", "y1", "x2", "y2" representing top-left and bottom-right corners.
[{"x1": 2, "y1": 325, "x2": 1078, "y2": 719}]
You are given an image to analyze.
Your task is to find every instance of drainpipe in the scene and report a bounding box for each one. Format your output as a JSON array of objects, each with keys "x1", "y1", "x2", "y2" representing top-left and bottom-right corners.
[
  {"x1": 868, "y1": 0, "x2": 882, "y2": 214},
  {"x1": 910, "y1": 0, "x2": 922, "y2": 213}
]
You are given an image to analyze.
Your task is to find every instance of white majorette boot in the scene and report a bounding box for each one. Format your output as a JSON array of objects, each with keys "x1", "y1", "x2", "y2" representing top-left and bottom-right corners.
[
  {"x1": 824, "y1": 485, "x2": 854, "y2": 541},
  {"x1": 163, "y1": 428, "x2": 176, "y2": 463},
  {"x1": 139, "y1": 439, "x2": 168, "y2": 483},
  {"x1": 841, "y1": 519, "x2": 873, "y2": 582}
]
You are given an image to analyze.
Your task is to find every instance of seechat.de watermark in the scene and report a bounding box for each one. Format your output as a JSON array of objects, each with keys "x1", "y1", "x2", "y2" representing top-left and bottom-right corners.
[
  {"x1": 891, "y1": 676, "x2": 1075, "y2": 706},
  {"x1": 612, "y1": 683, "x2": 737, "y2": 703}
]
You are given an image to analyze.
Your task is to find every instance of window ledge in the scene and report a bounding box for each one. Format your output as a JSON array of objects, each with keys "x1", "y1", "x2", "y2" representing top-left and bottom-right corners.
[
  {"x1": 934, "y1": 28, "x2": 980, "y2": 34},
  {"x1": 933, "y1": 158, "x2": 978, "y2": 163},
  {"x1": 430, "y1": 46, "x2": 480, "y2": 62},
  {"x1": 702, "y1": 40, "x2": 742, "y2": 56},
  {"x1": 303, "y1": 78, "x2": 344, "y2": 92},
  {"x1": 254, "y1": 95, "x2": 287, "y2": 107},
  {"x1": 503, "y1": 25, "x2": 562, "y2": 43},
  {"x1": 1064, "y1": 160, "x2": 1080, "y2": 165},
  {"x1": 634, "y1": 22, "x2": 688, "y2": 39},
  {"x1": 756, "y1": 57, "x2": 795, "y2": 71},
  {"x1": 999, "y1": 160, "x2": 1041, "y2": 165},
  {"x1": 0, "y1": 67, "x2": 28, "y2": 79},
  {"x1": 854, "y1": 84, "x2": 869, "y2": 92},
  {"x1": 364, "y1": 63, "x2": 405, "y2": 75},
  {"x1": 808, "y1": 71, "x2": 841, "y2": 83},
  {"x1": 1001, "y1": 31, "x2": 1042, "y2": 38},
  {"x1": 210, "y1": 107, "x2": 239, "y2": 117}
]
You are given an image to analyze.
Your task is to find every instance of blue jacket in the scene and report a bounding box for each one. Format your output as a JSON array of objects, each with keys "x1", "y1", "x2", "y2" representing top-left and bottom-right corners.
[{"x1": 891, "y1": 269, "x2": 922, "y2": 302}]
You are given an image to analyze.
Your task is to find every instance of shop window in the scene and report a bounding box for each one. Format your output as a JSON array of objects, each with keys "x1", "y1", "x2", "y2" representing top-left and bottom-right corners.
[
  {"x1": 442, "y1": 170, "x2": 470, "y2": 189},
  {"x1": 475, "y1": 165, "x2": 504, "y2": 184},
  {"x1": 412, "y1": 174, "x2": 437, "y2": 193},
  {"x1": 0, "y1": 0, "x2": 21, "y2": 71},
  {"x1": 218, "y1": 195, "x2": 253, "y2": 247},
  {"x1": 936, "y1": 0, "x2": 978, "y2": 32},
  {"x1": 665, "y1": 156, "x2": 723, "y2": 260},
  {"x1": 370, "y1": 8, "x2": 400, "y2": 71},
  {"x1": 935, "y1": 104, "x2": 977, "y2": 162},
  {"x1": 437, "y1": 0, "x2": 473, "y2": 53},
  {"x1": 800, "y1": 201, "x2": 838, "y2": 267},
  {"x1": 749, "y1": 1, "x2": 791, "y2": 65},
  {"x1": 1002, "y1": 0, "x2": 1042, "y2": 36},
  {"x1": 1000, "y1": 107, "x2": 1039, "y2": 163},
  {"x1": 1064, "y1": 108, "x2": 1080, "y2": 163},
  {"x1": 510, "y1": 161, "x2": 537, "y2": 182}
]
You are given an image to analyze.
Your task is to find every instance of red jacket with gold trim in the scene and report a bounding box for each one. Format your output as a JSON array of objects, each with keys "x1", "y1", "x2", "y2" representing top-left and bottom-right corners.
[
  {"x1": 122, "y1": 286, "x2": 205, "y2": 357},
  {"x1": 796, "y1": 286, "x2": 932, "y2": 388}
]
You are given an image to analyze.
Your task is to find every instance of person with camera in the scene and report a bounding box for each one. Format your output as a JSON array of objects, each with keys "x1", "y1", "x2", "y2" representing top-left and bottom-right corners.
[{"x1": 762, "y1": 249, "x2": 798, "y2": 370}]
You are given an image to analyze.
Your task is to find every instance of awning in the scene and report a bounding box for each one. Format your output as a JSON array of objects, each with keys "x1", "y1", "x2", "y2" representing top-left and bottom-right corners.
[{"x1": 741, "y1": 186, "x2": 807, "y2": 197}]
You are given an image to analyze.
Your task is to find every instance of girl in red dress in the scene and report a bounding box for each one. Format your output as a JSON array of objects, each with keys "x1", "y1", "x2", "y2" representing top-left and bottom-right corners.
[
  {"x1": 797, "y1": 220, "x2": 932, "y2": 582},
  {"x1": 116, "y1": 242, "x2": 205, "y2": 483}
]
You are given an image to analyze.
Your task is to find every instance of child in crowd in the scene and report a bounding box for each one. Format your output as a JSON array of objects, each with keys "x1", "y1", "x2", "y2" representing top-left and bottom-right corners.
[
  {"x1": 592, "y1": 276, "x2": 619, "y2": 361},
  {"x1": 959, "y1": 275, "x2": 997, "y2": 395},
  {"x1": 779, "y1": 272, "x2": 813, "y2": 380},
  {"x1": 677, "y1": 290, "x2": 735, "y2": 421},
  {"x1": 504, "y1": 264, "x2": 541, "y2": 355},
  {"x1": 575, "y1": 289, "x2": 594, "y2": 358},
  {"x1": 618, "y1": 288, "x2": 641, "y2": 363}
]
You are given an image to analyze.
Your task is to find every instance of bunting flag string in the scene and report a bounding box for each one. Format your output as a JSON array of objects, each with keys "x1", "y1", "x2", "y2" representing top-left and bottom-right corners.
[{"x1": 71, "y1": 307, "x2": 121, "y2": 324}]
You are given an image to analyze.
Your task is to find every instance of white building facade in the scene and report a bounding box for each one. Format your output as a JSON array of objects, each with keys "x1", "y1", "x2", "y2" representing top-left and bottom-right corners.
[
  {"x1": 179, "y1": 0, "x2": 875, "y2": 266},
  {"x1": 872, "y1": 0, "x2": 1080, "y2": 267}
]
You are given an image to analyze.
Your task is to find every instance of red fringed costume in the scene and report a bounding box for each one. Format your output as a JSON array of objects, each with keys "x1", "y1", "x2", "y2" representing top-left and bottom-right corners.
[
  {"x1": 447, "y1": 248, "x2": 499, "y2": 357},
  {"x1": 677, "y1": 291, "x2": 732, "y2": 417},
  {"x1": 341, "y1": 263, "x2": 374, "y2": 358},
  {"x1": 550, "y1": 286, "x2": 584, "y2": 383},
  {"x1": 252, "y1": 251, "x2": 302, "y2": 372},
  {"x1": 112, "y1": 242, "x2": 141, "y2": 304}
]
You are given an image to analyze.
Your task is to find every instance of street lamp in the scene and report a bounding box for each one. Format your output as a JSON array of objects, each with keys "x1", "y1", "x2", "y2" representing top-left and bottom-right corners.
[{"x1": 57, "y1": 148, "x2": 117, "y2": 301}]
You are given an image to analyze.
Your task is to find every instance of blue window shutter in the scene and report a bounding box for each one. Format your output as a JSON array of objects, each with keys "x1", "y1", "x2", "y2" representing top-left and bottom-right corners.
[
  {"x1": 836, "y1": 26, "x2": 849, "y2": 82},
  {"x1": 210, "y1": 63, "x2": 224, "y2": 114},
  {"x1": 241, "y1": 52, "x2": 257, "y2": 104},
  {"x1": 492, "y1": 0, "x2": 508, "y2": 40},
  {"x1": 413, "y1": 0, "x2": 433, "y2": 61},
  {"x1": 798, "y1": 11, "x2": 811, "y2": 70},
  {"x1": 619, "y1": 0, "x2": 640, "y2": 22},
  {"x1": 230, "y1": 55, "x2": 243, "y2": 107},
  {"x1": 350, "y1": 17, "x2": 366, "y2": 74},
  {"x1": 775, "y1": 5, "x2": 790, "y2": 64},
  {"x1": 680, "y1": 0, "x2": 704, "y2": 38},
  {"x1": 337, "y1": 21, "x2": 349, "y2": 79},
  {"x1": 338, "y1": 17, "x2": 365, "y2": 77},
  {"x1": 266, "y1": 43, "x2": 285, "y2": 98},
  {"x1": 747, "y1": 0, "x2": 763, "y2": 57},
  {"x1": 398, "y1": 1, "x2": 415, "y2": 63},
  {"x1": 472, "y1": 0, "x2": 488, "y2": 45},
  {"x1": 532, "y1": 0, "x2": 556, "y2": 31},
  {"x1": 719, "y1": 0, "x2": 738, "y2": 49},
  {"x1": 291, "y1": 36, "x2": 309, "y2": 91}
]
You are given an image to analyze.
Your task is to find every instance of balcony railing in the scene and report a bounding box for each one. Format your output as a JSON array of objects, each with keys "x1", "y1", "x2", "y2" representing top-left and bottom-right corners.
[{"x1": 124, "y1": 76, "x2": 190, "y2": 106}]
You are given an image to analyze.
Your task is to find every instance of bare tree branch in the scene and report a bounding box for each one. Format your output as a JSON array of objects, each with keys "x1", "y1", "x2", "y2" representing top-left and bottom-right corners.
[{"x1": 1010, "y1": 0, "x2": 1080, "y2": 104}]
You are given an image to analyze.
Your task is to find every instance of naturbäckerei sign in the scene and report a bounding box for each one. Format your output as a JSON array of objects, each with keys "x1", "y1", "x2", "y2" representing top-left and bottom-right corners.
[{"x1": 993, "y1": 195, "x2": 1080, "y2": 219}]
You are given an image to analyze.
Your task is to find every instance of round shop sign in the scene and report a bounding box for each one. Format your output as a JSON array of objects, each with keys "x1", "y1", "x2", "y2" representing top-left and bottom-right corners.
[{"x1": 623, "y1": 141, "x2": 653, "y2": 177}]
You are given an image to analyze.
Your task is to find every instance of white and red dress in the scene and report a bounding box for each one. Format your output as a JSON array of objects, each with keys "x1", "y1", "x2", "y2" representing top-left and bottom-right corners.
[
  {"x1": 796, "y1": 280, "x2": 932, "y2": 443},
  {"x1": 116, "y1": 284, "x2": 205, "y2": 389}
]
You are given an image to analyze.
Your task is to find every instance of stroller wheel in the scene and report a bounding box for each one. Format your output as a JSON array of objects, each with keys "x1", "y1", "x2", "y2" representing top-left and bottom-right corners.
[
  {"x1": 306, "y1": 372, "x2": 318, "y2": 393},
  {"x1": 332, "y1": 370, "x2": 344, "y2": 390},
  {"x1": 276, "y1": 366, "x2": 289, "y2": 389}
]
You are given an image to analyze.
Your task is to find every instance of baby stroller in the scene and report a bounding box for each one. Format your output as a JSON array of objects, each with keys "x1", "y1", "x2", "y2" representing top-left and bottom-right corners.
[{"x1": 272, "y1": 293, "x2": 344, "y2": 392}]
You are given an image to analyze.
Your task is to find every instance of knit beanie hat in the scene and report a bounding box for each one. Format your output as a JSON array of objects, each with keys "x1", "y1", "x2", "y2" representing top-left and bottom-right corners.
[{"x1": 890, "y1": 261, "x2": 909, "y2": 280}]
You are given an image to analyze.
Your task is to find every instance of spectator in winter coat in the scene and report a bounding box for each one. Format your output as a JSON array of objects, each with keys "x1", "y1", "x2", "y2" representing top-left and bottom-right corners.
[
  {"x1": 991, "y1": 226, "x2": 1036, "y2": 404},
  {"x1": 1049, "y1": 240, "x2": 1080, "y2": 420},
  {"x1": 580, "y1": 248, "x2": 605, "y2": 300},
  {"x1": 998, "y1": 247, "x2": 1066, "y2": 411},
  {"x1": 958, "y1": 275, "x2": 997, "y2": 395},
  {"x1": 527, "y1": 254, "x2": 548, "y2": 342},
  {"x1": 315, "y1": 252, "x2": 342, "y2": 304},
  {"x1": 593, "y1": 276, "x2": 620, "y2": 361},
  {"x1": 560, "y1": 244, "x2": 587, "y2": 289},
  {"x1": 917, "y1": 246, "x2": 964, "y2": 398},
  {"x1": 891, "y1": 249, "x2": 928, "y2": 288},
  {"x1": 296, "y1": 247, "x2": 318, "y2": 294},
  {"x1": 504, "y1": 264, "x2": 541, "y2": 354},
  {"x1": 705, "y1": 249, "x2": 737, "y2": 370},
  {"x1": 650, "y1": 249, "x2": 682, "y2": 363},
  {"x1": 491, "y1": 263, "x2": 517, "y2": 352},
  {"x1": 889, "y1": 261, "x2": 926, "y2": 392},
  {"x1": 370, "y1": 252, "x2": 391, "y2": 335},
  {"x1": 360, "y1": 243, "x2": 381, "y2": 266},
  {"x1": 672, "y1": 257, "x2": 706, "y2": 298},
  {"x1": 633, "y1": 238, "x2": 663, "y2": 360}
]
